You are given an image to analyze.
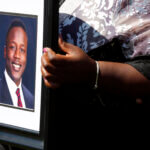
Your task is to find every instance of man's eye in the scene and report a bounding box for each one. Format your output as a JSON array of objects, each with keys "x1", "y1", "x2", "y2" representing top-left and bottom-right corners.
[
  {"x1": 9, "y1": 45, "x2": 16, "y2": 50},
  {"x1": 20, "y1": 48, "x2": 25, "y2": 53}
]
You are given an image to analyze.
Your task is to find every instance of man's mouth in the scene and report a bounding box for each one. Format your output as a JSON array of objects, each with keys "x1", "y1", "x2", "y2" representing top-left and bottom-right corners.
[{"x1": 12, "y1": 63, "x2": 21, "y2": 71}]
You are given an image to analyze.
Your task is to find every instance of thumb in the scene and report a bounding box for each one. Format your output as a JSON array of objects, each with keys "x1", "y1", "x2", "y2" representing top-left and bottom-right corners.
[{"x1": 58, "y1": 36, "x2": 74, "y2": 55}]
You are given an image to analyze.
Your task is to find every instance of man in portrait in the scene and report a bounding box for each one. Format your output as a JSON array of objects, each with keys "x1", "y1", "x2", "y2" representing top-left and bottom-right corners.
[{"x1": 0, "y1": 19, "x2": 34, "y2": 109}]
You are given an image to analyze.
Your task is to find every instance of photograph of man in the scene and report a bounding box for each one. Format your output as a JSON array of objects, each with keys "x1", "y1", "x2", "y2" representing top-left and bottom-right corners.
[{"x1": 0, "y1": 19, "x2": 34, "y2": 109}]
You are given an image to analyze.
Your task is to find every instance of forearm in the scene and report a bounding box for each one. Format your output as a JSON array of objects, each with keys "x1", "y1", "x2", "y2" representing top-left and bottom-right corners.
[{"x1": 98, "y1": 61, "x2": 150, "y2": 98}]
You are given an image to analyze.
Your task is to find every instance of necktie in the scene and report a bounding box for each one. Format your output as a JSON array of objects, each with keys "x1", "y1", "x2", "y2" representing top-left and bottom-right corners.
[{"x1": 16, "y1": 88, "x2": 23, "y2": 107}]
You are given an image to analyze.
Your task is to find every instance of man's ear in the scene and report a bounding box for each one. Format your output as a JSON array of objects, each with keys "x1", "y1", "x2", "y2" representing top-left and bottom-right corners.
[{"x1": 4, "y1": 46, "x2": 6, "y2": 59}]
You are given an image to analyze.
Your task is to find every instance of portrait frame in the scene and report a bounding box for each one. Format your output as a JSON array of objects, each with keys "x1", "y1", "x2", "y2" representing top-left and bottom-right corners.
[{"x1": 0, "y1": 0, "x2": 59, "y2": 149}]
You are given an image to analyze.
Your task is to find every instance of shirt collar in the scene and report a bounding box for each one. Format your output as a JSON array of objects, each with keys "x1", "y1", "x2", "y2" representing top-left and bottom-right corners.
[{"x1": 4, "y1": 70, "x2": 22, "y2": 91}]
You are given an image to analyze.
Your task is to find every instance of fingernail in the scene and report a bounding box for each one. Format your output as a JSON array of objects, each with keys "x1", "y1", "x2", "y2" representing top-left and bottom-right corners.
[{"x1": 43, "y1": 48, "x2": 47, "y2": 53}]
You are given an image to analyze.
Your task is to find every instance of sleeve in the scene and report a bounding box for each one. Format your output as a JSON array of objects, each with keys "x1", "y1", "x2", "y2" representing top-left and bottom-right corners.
[{"x1": 125, "y1": 56, "x2": 150, "y2": 80}]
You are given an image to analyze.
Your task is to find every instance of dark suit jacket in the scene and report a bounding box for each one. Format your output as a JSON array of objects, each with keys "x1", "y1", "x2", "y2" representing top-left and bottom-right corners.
[{"x1": 0, "y1": 75, "x2": 34, "y2": 109}]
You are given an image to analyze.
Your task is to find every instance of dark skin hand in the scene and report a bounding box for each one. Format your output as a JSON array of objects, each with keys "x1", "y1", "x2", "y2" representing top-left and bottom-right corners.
[
  {"x1": 41, "y1": 37, "x2": 96, "y2": 89},
  {"x1": 41, "y1": 37, "x2": 150, "y2": 98}
]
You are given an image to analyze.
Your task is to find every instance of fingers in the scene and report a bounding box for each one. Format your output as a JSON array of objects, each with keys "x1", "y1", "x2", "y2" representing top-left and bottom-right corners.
[
  {"x1": 43, "y1": 36, "x2": 81, "y2": 67},
  {"x1": 41, "y1": 65, "x2": 61, "y2": 89},
  {"x1": 41, "y1": 38, "x2": 79, "y2": 88},
  {"x1": 41, "y1": 51, "x2": 56, "y2": 74},
  {"x1": 43, "y1": 78, "x2": 60, "y2": 89},
  {"x1": 43, "y1": 47, "x2": 72, "y2": 66},
  {"x1": 41, "y1": 48, "x2": 62, "y2": 88}
]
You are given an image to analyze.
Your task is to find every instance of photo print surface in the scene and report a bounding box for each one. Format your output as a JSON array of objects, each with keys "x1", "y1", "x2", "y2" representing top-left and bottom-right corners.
[
  {"x1": 0, "y1": 13, "x2": 37, "y2": 111},
  {"x1": 0, "y1": 0, "x2": 44, "y2": 132}
]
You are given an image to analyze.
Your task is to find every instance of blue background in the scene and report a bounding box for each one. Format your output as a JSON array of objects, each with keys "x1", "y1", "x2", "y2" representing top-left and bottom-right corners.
[{"x1": 0, "y1": 13, "x2": 37, "y2": 95}]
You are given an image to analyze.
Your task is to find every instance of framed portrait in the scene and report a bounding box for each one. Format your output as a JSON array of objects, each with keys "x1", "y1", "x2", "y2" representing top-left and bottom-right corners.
[{"x1": 0, "y1": 0, "x2": 58, "y2": 149}]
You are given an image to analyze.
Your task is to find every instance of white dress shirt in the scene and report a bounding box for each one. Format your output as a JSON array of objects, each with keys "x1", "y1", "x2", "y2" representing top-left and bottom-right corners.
[{"x1": 4, "y1": 70, "x2": 26, "y2": 108}]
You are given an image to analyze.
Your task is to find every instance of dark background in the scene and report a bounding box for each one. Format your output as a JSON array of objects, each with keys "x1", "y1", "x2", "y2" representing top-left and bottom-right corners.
[{"x1": 0, "y1": 13, "x2": 37, "y2": 95}]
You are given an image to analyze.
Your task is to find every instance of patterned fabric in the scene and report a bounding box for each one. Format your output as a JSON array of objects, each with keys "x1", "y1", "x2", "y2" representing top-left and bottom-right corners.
[
  {"x1": 59, "y1": 0, "x2": 150, "y2": 59},
  {"x1": 16, "y1": 88, "x2": 23, "y2": 107}
]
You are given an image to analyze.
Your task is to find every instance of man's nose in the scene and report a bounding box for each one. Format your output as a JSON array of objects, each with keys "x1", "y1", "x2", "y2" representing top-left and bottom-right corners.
[{"x1": 14, "y1": 48, "x2": 20, "y2": 58}]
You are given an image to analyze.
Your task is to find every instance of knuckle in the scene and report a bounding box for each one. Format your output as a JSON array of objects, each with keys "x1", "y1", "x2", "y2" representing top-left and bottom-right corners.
[
  {"x1": 44, "y1": 79, "x2": 60, "y2": 89},
  {"x1": 41, "y1": 67, "x2": 51, "y2": 78}
]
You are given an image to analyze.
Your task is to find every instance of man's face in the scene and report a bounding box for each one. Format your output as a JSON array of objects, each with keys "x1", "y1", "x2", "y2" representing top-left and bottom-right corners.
[{"x1": 4, "y1": 27, "x2": 28, "y2": 86}]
